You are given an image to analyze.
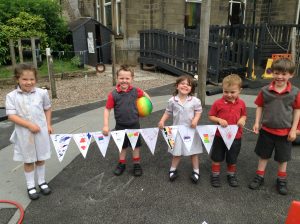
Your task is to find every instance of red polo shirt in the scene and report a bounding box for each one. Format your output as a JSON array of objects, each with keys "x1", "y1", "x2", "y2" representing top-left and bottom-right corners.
[
  {"x1": 105, "y1": 84, "x2": 144, "y2": 109},
  {"x1": 209, "y1": 97, "x2": 247, "y2": 139},
  {"x1": 255, "y1": 81, "x2": 300, "y2": 136}
]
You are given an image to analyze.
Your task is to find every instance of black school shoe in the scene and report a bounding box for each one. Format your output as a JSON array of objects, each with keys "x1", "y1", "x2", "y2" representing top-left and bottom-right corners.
[
  {"x1": 190, "y1": 171, "x2": 200, "y2": 184},
  {"x1": 276, "y1": 178, "x2": 288, "y2": 195},
  {"x1": 39, "y1": 182, "x2": 52, "y2": 195},
  {"x1": 210, "y1": 175, "x2": 221, "y2": 188},
  {"x1": 248, "y1": 174, "x2": 264, "y2": 190},
  {"x1": 114, "y1": 163, "x2": 126, "y2": 176},
  {"x1": 133, "y1": 163, "x2": 143, "y2": 176},
  {"x1": 169, "y1": 170, "x2": 178, "y2": 182},
  {"x1": 27, "y1": 187, "x2": 39, "y2": 200},
  {"x1": 227, "y1": 174, "x2": 239, "y2": 187}
]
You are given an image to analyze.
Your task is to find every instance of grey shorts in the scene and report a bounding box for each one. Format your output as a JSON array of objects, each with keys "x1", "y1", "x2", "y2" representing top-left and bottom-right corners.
[{"x1": 254, "y1": 129, "x2": 292, "y2": 162}]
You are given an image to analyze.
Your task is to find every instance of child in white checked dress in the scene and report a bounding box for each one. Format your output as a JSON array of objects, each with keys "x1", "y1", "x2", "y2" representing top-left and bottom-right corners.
[
  {"x1": 158, "y1": 75, "x2": 203, "y2": 183},
  {"x1": 5, "y1": 64, "x2": 53, "y2": 200}
]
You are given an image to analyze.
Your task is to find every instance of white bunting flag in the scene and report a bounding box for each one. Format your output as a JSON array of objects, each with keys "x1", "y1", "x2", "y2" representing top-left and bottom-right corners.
[
  {"x1": 177, "y1": 125, "x2": 195, "y2": 152},
  {"x1": 111, "y1": 130, "x2": 126, "y2": 152},
  {"x1": 73, "y1": 133, "x2": 93, "y2": 158},
  {"x1": 50, "y1": 134, "x2": 73, "y2": 162},
  {"x1": 140, "y1": 128, "x2": 159, "y2": 155},
  {"x1": 126, "y1": 129, "x2": 140, "y2": 150},
  {"x1": 196, "y1": 125, "x2": 217, "y2": 154},
  {"x1": 161, "y1": 126, "x2": 178, "y2": 150},
  {"x1": 217, "y1": 125, "x2": 238, "y2": 150},
  {"x1": 92, "y1": 132, "x2": 111, "y2": 157}
]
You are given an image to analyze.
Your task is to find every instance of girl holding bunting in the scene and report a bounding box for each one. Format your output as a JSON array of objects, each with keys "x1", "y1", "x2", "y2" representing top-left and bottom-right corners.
[
  {"x1": 208, "y1": 74, "x2": 247, "y2": 188},
  {"x1": 5, "y1": 64, "x2": 53, "y2": 200},
  {"x1": 158, "y1": 75, "x2": 203, "y2": 184}
]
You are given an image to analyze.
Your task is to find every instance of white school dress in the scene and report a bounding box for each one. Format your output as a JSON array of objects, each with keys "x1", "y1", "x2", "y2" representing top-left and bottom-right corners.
[
  {"x1": 165, "y1": 95, "x2": 203, "y2": 156},
  {"x1": 6, "y1": 87, "x2": 52, "y2": 163}
]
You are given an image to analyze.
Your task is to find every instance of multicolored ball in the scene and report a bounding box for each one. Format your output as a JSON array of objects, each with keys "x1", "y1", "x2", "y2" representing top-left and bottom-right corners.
[{"x1": 136, "y1": 96, "x2": 153, "y2": 117}]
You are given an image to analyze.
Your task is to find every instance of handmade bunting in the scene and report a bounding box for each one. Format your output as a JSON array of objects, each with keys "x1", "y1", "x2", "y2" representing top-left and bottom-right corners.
[
  {"x1": 111, "y1": 130, "x2": 126, "y2": 152},
  {"x1": 140, "y1": 128, "x2": 159, "y2": 155},
  {"x1": 161, "y1": 126, "x2": 178, "y2": 150},
  {"x1": 92, "y1": 132, "x2": 111, "y2": 157},
  {"x1": 73, "y1": 133, "x2": 92, "y2": 158},
  {"x1": 50, "y1": 134, "x2": 73, "y2": 162},
  {"x1": 177, "y1": 125, "x2": 195, "y2": 152},
  {"x1": 196, "y1": 125, "x2": 217, "y2": 154},
  {"x1": 126, "y1": 129, "x2": 140, "y2": 150},
  {"x1": 217, "y1": 125, "x2": 238, "y2": 150}
]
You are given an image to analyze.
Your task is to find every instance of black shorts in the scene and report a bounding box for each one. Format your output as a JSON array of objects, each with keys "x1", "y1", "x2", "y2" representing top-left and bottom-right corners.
[
  {"x1": 115, "y1": 123, "x2": 142, "y2": 149},
  {"x1": 254, "y1": 129, "x2": 292, "y2": 162},
  {"x1": 210, "y1": 136, "x2": 241, "y2": 164}
]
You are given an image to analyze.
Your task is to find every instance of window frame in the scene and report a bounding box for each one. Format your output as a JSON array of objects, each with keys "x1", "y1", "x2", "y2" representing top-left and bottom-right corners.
[{"x1": 103, "y1": 0, "x2": 121, "y2": 35}]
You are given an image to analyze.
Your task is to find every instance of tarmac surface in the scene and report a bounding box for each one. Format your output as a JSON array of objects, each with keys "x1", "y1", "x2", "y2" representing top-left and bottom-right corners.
[{"x1": 1, "y1": 76, "x2": 300, "y2": 224}]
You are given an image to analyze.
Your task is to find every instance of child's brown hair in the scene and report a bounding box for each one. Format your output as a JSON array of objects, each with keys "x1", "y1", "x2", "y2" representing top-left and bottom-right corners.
[
  {"x1": 271, "y1": 58, "x2": 295, "y2": 75},
  {"x1": 117, "y1": 64, "x2": 134, "y2": 77},
  {"x1": 14, "y1": 63, "x2": 38, "y2": 81},
  {"x1": 173, "y1": 75, "x2": 196, "y2": 96},
  {"x1": 222, "y1": 74, "x2": 242, "y2": 88}
]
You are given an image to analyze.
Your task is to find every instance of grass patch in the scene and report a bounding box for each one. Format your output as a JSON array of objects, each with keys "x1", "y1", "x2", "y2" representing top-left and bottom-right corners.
[{"x1": 0, "y1": 59, "x2": 88, "y2": 79}]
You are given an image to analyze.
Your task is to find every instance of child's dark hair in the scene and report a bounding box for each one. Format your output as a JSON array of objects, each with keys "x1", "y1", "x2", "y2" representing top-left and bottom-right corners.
[
  {"x1": 271, "y1": 58, "x2": 295, "y2": 74},
  {"x1": 14, "y1": 63, "x2": 38, "y2": 81},
  {"x1": 117, "y1": 64, "x2": 134, "y2": 77},
  {"x1": 173, "y1": 75, "x2": 196, "y2": 96}
]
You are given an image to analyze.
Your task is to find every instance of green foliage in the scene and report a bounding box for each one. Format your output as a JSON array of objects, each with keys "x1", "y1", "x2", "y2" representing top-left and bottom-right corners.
[{"x1": 0, "y1": 0, "x2": 71, "y2": 65}]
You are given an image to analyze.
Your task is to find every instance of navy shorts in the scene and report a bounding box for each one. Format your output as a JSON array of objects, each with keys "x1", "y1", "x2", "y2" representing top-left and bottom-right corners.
[
  {"x1": 210, "y1": 136, "x2": 241, "y2": 164},
  {"x1": 254, "y1": 129, "x2": 292, "y2": 162},
  {"x1": 115, "y1": 123, "x2": 142, "y2": 149}
]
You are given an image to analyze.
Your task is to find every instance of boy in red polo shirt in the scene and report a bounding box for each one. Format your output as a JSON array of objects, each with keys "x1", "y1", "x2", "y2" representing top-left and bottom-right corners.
[
  {"x1": 209, "y1": 74, "x2": 247, "y2": 187},
  {"x1": 248, "y1": 58, "x2": 300, "y2": 195},
  {"x1": 102, "y1": 65, "x2": 151, "y2": 177}
]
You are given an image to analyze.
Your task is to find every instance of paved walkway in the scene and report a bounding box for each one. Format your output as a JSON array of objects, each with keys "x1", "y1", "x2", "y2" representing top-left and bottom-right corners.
[{"x1": 1, "y1": 81, "x2": 300, "y2": 224}]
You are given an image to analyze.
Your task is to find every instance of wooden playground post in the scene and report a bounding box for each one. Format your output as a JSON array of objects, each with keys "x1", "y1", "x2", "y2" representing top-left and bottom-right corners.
[
  {"x1": 17, "y1": 39, "x2": 23, "y2": 63},
  {"x1": 46, "y1": 48, "x2": 57, "y2": 99},
  {"x1": 9, "y1": 39, "x2": 16, "y2": 68},
  {"x1": 31, "y1": 37, "x2": 38, "y2": 68}
]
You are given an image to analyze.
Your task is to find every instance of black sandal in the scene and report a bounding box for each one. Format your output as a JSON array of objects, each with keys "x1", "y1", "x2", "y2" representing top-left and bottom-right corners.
[
  {"x1": 169, "y1": 170, "x2": 178, "y2": 181},
  {"x1": 190, "y1": 171, "x2": 200, "y2": 184},
  {"x1": 39, "y1": 182, "x2": 51, "y2": 195},
  {"x1": 27, "y1": 187, "x2": 39, "y2": 200}
]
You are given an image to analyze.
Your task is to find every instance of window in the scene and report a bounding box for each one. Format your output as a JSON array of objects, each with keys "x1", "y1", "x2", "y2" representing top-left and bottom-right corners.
[
  {"x1": 185, "y1": 0, "x2": 201, "y2": 30},
  {"x1": 103, "y1": 0, "x2": 122, "y2": 35},
  {"x1": 228, "y1": 0, "x2": 246, "y2": 25}
]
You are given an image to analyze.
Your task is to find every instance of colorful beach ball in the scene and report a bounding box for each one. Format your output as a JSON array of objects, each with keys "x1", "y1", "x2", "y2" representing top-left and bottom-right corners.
[{"x1": 136, "y1": 96, "x2": 153, "y2": 117}]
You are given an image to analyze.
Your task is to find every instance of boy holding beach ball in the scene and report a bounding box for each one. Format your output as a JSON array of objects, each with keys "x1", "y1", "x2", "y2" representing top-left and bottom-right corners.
[{"x1": 102, "y1": 65, "x2": 151, "y2": 177}]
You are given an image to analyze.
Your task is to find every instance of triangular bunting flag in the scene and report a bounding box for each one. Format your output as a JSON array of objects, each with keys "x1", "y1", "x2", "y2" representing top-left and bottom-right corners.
[
  {"x1": 161, "y1": 126, "x2": 178, "y2": 150},
  {"x1": 140, "y1": 128, "x2": 159, "y2": 155},
  {"x1": 50, "y1": 134, "x2": 73, "y2": 162},
  {"x1": 126, "y1": 129, "x2": 140, "y2": 150},
  {"x1": 196, "y1": 125, "x2": 217, "y2": 154},
  {"x1": 217, "y1": 125, "x2": 238, "y2": 150},
  {"x1": 177, "y1": 125, "x2": 195, "y2": 152},
  {"x1": 73, "y1": 133, "x2": 92, "y2": 158},
  {"x1": 111, "y1": 130, "x2": 126, "y2": 152},
  {"x1": 92, "y1": 132, "x2": 111, "y2": 157}
]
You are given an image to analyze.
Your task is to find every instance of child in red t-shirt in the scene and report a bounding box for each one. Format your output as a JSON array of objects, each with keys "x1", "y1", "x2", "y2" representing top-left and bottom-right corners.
[
  {"x1": 248, "y1": 58, "x2": 300, "y2": 195},
  {"x1": 208, "y1": 74, "x2": 247, "y2": 188}
]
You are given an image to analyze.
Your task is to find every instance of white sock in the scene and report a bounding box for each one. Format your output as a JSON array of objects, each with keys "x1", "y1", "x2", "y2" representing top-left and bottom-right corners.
[
  {"x1": 36, "y1": 164, "x2": 46, "y2": 185},
  {"x1": 193, "y1": 169, "x2": 199, "y2": 180},
  {"x1": 24, "y1": 170, "x2": 35, "y2": 189},
  {"x1": 169, "y1": 167, "x2": 176, "y2": 178}
]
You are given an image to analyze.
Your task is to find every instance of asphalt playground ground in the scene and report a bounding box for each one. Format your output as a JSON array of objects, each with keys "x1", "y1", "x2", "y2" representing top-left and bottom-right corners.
[{"x1": 1, "y1": 76, "x2": 300, "y2": 224}]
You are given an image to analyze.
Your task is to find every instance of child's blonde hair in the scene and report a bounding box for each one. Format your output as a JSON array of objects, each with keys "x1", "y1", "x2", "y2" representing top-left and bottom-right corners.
[
  {"x1": 271, "y1": 58, "x2": 295, "y2": 74},
  {"x1": 173, "y1": 75, "x2": 196, "y2": 96},
  {"x1": 14, "y1": 63, "x2": 38, "y2": 81},
  {"x1": 222, "y1": 74, "x2": 242, "y2": 88},
  {"x1": 117, "y1": 64, "x2": 134, "y2": 77}
]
